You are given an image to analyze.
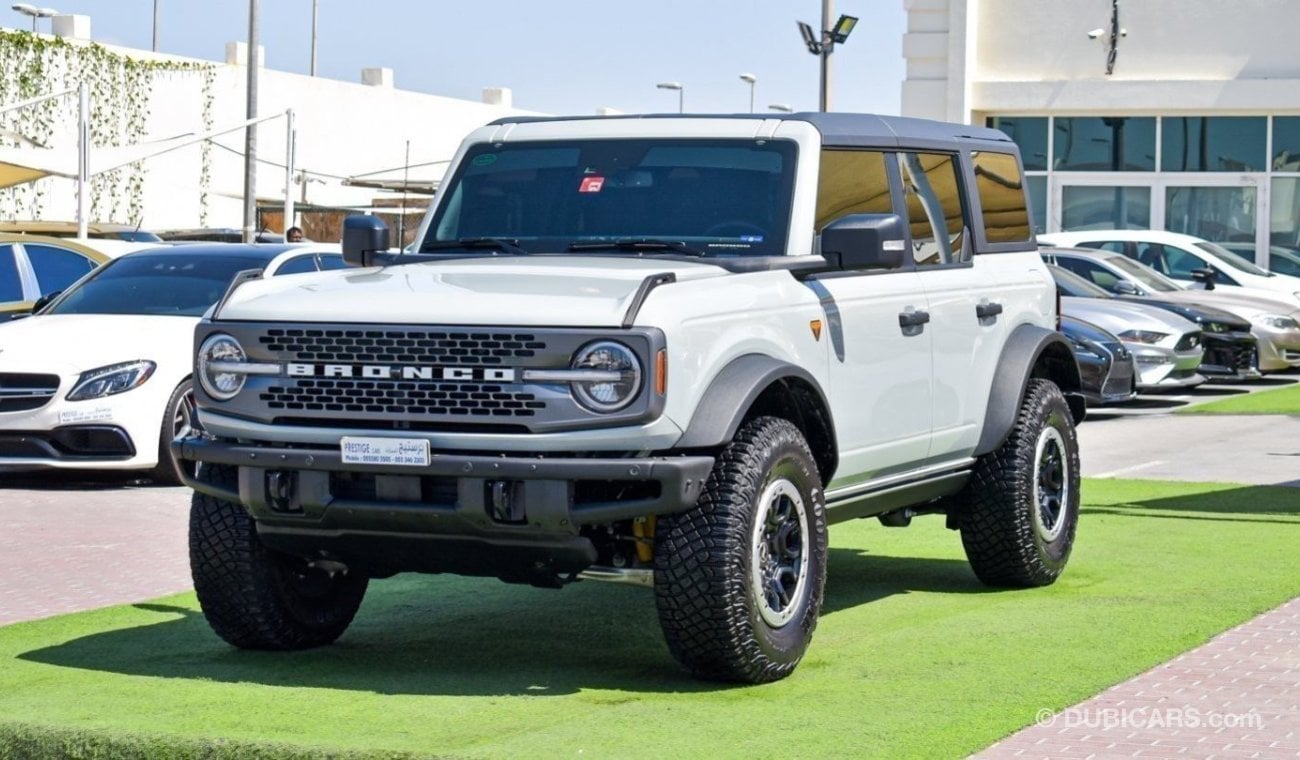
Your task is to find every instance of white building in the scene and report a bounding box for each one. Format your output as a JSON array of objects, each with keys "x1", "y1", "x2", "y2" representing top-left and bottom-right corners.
[
  {"x1": 900, "y1": 0, "x2": 1300, "y2": 269},
  {"x1": 0, "y1": 17, "x2": 536, "y2": 234}
]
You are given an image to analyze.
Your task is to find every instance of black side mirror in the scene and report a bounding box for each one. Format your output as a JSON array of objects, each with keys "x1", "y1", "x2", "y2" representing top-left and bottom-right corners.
[
  {"x1": 1112, "y1": 280, "x2": 1140, "y2": 296},
  {"x1": 819, "y1": 213, "x2": 907, "y2": 272},
  {"x1": 32, "y1": 291, "x2": 62, "y2": 313},
  {"x1": 1190, "y1": 267, "x2": 1217, "y2": 290},
  {"x1": 342, "y1": 215, "x2": 390, "y2": 268}
]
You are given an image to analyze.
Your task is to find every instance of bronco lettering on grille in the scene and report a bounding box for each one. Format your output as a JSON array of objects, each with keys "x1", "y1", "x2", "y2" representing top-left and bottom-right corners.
[{"x1": 284, "y1": 363, "x2": 518, "y2": 382}]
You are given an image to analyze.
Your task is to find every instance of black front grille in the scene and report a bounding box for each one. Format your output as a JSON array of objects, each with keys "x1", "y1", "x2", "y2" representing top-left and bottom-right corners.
[
  {"x1": 258, "y1": 329, "x2": 547, "y2": 366},
  {"x1": 1202, "y1": 337, "x2": 1258, "y2": 373},
  {"x1": 259, "y1": 379, "x2": 546, "y2": 418},
  {"x1": 0, "y1": 373, "x2": 60, "y2": 413}
]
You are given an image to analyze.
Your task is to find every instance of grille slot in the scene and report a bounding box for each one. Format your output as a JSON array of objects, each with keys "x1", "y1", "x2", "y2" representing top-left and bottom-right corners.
[
  {"x1": 0, "y1": 373, "x2": 60, "y2": 413},
  {"x1": 259, "y1": 379, "x2": 546, "y2": 418},
  {"x1": 258, "y1": 329, "x2": 547, "y2": 365}
]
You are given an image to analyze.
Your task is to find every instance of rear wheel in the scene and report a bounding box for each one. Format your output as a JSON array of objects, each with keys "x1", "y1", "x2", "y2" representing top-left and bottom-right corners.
[
  {"x1": 958, "y1": 379, "x2": 1080, "y2": 587},
  {"x1": 654, "y1": 416, "x2": 827, "y2": 683},
  {"x1": 190, "y1": 465, "x2": 368, "y2": 649}
]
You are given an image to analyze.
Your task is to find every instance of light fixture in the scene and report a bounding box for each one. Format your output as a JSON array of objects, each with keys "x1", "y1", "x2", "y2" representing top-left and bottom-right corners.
[
  {"x1": 655, "y1": 81, "x2": 684, "y2": 114},
  {"x1": 796, "y1": 13, "x2": 859, "y2": 111},
  {"x1": 829, "y1": 14, "x2": 858, "y2": 44},
  {"x1": 12, "y1": 2, "x2": 57, "y2": 32},
  {"x1": 739, "y1": 72, "x2": 757, "y2": 113},
  {"x1": 768, "y1": 103, "x2": 794, "y2": 113},
  {"x1": 797, "y1": 20, "x2": 820, "y2": 54}
]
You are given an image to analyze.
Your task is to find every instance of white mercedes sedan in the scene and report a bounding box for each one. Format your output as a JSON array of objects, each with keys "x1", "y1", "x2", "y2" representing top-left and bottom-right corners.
[{"x1": 0, "y1": 243, "x2": 344, "y2": 483}]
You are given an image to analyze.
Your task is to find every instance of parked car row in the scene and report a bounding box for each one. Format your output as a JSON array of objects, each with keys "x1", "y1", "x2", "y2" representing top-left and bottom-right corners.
[{"x1": 1, "y1": 227, "x2": 1297, "y2": 484}]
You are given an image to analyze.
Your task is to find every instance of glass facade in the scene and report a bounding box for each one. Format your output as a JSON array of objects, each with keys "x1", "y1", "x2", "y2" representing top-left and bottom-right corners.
[
  {"x1": 984, "y1": 114, "x2": 1300, "y2": 270},
  {"x1": 1161, "y1": 117, "x2": 1266, "y2": 172},
  {"x1": 1053, "y1": 117, "x2": 1155, "y2": 171}
]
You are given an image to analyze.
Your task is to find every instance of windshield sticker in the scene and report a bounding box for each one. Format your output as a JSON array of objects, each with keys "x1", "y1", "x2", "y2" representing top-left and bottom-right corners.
[
  {"x1": 471, "y1": 153, "x2": 498, "y2": 167},
  {"x1": 579, "y1": 176, "x2": 606, "y2": 193}
]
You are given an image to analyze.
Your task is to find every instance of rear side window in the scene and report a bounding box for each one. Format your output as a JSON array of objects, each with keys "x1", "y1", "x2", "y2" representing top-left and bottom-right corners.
[
  {"x1": 0, "y1": 245, "x2": 23, "y2": 301},
  {"x1": 24, "y1": 244, "x2": 96, "y2": 293},
  {"x1": 814, "y1": 150, "x2": 891, "y2": 232},
  {"x1": 899, "y1": 152, "x2": 966, "y2": 266},
  {"x1": 970, "y1": 152, "x2": 1031, "y2": 243},
  {"x1": 274, "y1": 255, "x2": 318, "y2": 275}
]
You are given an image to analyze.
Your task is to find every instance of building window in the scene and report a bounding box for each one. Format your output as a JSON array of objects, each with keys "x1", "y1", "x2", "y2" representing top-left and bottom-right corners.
[
  {"x1": 814, "y1": 150, "x2": 891, "y2": 231},
  {"x1": 1026, "y1": 176, "x2": 1046, "y2": 235},
  {"x1": 1053, "y1": 117, "x2": 1155, "y2": 171},
  {"x1": 1161, "y1": 117, "x2": 1266, "y2": 172},
  {"x1": 1270, "y1": 177, "x2": 1300, "y2": 249},
  {"x1": 1272, "y1": 117, "x2": 1300, "y2": 172},
  {"x1": 971, "y1": 151, "x2": 1031, "y2": 243},
  {"x1": 899, "y1": 152, "x2": 967, "y2": 265},
  {"x1": 1165, "y1": 185, "x2": 1257, "y2": 243},
  {"x1": 986, "y1": 117, "x2": 1048, "y2": 171},
  {"x1": 1061, "y1": 186, "x2": 1151, "y2": 231}
]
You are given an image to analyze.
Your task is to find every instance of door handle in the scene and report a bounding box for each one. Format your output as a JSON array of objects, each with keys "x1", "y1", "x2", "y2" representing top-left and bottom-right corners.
[
  {"x1": 898, "y1": 310, "x2": 931, "y2": 329},
  {"x1": 976, "y1": 302, "x2": 1003, "y2": 319}
]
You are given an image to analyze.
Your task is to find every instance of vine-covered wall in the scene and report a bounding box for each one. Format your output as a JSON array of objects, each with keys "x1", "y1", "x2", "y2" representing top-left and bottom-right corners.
[{"x1": 0, "y1": 29, "x2": 213, "y2": 224}]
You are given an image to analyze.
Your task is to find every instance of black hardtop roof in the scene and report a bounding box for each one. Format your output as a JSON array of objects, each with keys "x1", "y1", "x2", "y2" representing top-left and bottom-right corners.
[
  {"x1": 121, "y1": 243, "x2": 295, "y2": 261},
  {"x1": 488, "y1": 112, "x2": 1015, "y2": 151}
]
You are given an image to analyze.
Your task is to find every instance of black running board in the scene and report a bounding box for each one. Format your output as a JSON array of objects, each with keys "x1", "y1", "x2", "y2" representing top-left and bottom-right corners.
[{"x1": 825, "y1": 469, "x2": 970, "y2": 525}]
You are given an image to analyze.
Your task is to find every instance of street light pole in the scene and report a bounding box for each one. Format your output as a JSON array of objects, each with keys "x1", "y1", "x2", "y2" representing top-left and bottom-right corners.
[
  {"x1": 797, "y1": 5, "x2": 857, "y2": 112},
  {"x1": 739, "y1": 73, "x2": 757, "y2": 113},
  {"x1": 656, "y1": 82, "x2": 684, "y2": 114},
  {"x1": 152, "y1": 0, "x2": 158, "y2": 51},
  {"x1": 242, "y1": 0, "x2": 259, "y2": 243},
  {"x1": 820, "y1": 0, "x2": 832, "y2": 112},
  {"x1": 310, "y1": 0, "x2": 318, "y2": 76}
]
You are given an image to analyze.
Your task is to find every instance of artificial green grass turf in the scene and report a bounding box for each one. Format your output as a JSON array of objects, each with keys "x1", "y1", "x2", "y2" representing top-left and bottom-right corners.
[
  {"x1": 0, "y1": 478, "x2": 1296, "y2": 759},
  {"x1": 1178, "y1": 382, "x2": 1300, "y2": 415}
]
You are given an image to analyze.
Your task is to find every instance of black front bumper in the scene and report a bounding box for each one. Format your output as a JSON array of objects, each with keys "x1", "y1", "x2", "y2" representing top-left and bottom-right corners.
[
  {"x1": 173, "y1": 436, "x2": 714, "y2": 581},
  {"x1": 0, "y1": 426, "x2": 136, "y2": 461}
]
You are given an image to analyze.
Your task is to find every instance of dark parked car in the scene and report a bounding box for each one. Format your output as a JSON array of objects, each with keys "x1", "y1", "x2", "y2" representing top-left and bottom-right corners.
[
  {"x1": 1060, "y1": 315, "x2": 1137, "y2": 406},
  {"x1": 1046, "y1": 259, "x2": 1260, "y2": 381}
]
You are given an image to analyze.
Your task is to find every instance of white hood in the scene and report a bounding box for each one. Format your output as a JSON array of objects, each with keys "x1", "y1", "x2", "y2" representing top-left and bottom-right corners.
[
  {"x1": 215, "y1": 256, "x2": 733, "y2": 327},
  {"x1": 0, "y1": 314, "x2": 198, "y2": 375}
]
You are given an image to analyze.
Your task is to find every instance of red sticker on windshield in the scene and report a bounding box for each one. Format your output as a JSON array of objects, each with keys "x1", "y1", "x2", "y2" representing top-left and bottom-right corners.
[{"x1": 579, "y1": 176, "x2": 605, "y2": 193}]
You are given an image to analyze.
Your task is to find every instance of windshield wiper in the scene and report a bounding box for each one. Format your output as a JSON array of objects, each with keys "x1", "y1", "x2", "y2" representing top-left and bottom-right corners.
[
  {"x1": 419, "y1": 237, "x2": 529, "y2": 255},
  {"x1": 567, "y1": 239, "x2": 705, "y2": 256}
]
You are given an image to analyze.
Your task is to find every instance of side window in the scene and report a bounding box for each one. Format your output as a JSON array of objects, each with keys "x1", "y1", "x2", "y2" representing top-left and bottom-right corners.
[
  {"x1": 274, "y1": 255, "x2": 319, "y2": 276},
  {"x1": 317, "y1": 254, "x2": 347, "y2": 271},
  {"x1": 899, "y1": 152, "x2": 966, "y2": 266},
  {"x1": 814, "y1": 149, "x2": 892, "y2": 232},
  {"x1": 0, "y1": 245, "x2": 23, "y2": 301},
  {"x1": 1080, "y1": 240, "x2": 1126, "y2": 255},
  {"x1": 970, "y1": 151, "x2": 1031, "y2": 243},
  {"x1": 23, "y1": 244, "x2": 95, "y2": 294},
  {"x1": 1062, "y1": 258, "x2": 1121, "y2": 291},
  {"x1": 1158, "y1": 245, "x2": 1206, "y2": 279}
]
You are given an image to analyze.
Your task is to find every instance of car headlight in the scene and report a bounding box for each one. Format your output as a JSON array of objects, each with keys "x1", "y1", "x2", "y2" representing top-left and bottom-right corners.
[
  {"x1": 570, "y1": 340, "x2": 642, "y2": 412},
  {"x1": 66, "y1": 360, "x2": 156, "y2": 401},
  {"x1": 1118, "y1": 330, "x2": 1169, "y2": 344},
  {"x1": 198, "y1": 333, "x2": 247, "y2": 401},
  {"x1": 1254, "y1": 314, "x2": 1300, "y2": 330}
]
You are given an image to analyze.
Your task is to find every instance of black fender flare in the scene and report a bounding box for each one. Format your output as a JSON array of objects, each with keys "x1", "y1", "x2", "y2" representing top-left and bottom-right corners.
[
  {"x1": 676, "y1": 354, "x2": 836, "y2": 454},
  {"x1": 975, "y1": 324, "x2": 1084, "y2": 456}
]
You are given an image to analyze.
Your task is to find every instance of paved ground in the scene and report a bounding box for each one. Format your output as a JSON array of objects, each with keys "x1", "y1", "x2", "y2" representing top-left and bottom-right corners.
[
  {"x1": 976, "y1": 599, "x2": 1300, "y2": 760},
  {"x1": 0, "y1": 473, "x2": 190, "y2": 627}
]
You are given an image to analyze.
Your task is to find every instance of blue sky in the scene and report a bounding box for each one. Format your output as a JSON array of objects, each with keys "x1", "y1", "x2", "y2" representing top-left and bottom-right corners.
[{"x1": 16, "y1": 1, "x2": 906, "y2": 116}]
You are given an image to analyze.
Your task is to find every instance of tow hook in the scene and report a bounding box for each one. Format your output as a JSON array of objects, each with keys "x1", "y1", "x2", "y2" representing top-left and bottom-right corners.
[{"x1": 266, "y1": 470, "x2": 300, "y2": 513}]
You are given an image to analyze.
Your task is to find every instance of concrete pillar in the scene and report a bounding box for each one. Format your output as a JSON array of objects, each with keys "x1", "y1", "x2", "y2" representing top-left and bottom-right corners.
[
  {"x1": 51, "y1": 14, "x2": 91, "y2": 40},
  {"x1": 362, "y1": 67, "x2": 394, "y2": 88},
  {"x1": 482, "y1": 87, "x2": 512, "y2": 107}
]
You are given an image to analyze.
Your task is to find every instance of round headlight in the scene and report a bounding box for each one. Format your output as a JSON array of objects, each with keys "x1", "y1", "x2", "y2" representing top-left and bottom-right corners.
[
  {"x1": 198, "y1": 333, "x2": 246, "y2": 401},
  {"x1": 571, "y1": 341, "x2": 642, "y2": 413}
]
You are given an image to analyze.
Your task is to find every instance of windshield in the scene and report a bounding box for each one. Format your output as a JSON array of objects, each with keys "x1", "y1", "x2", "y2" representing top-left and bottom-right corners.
[
  {"x1": 48, "y1": 254, "x2": 263, "y2": 316},
  {"x1": 111, "y1": 230, "x2": 164, "y2": 243},
  {"x1": 424, "y1": 139, "x2": 798, "y2": 257},
  {"x1": 1194, "y1": 241, "x2": 1271, "y2": 276},
  {"x1": 1106, "y1": 255, "x2": 1183, "y2": 292},
  {"x1": 1049, "y1": 265, "x2": 1112, "y2": 298}
]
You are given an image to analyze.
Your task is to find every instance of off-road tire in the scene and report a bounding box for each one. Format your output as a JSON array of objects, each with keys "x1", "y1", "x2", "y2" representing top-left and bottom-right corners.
[
  {"x1": 189, "y1": 465, "x2": 368, "y2": 649},
  {"x1": 654, "y1": 416, "x2": 827, "y2": 683},
  {"x1": 151, "y1": 380, "x2": 197, "y2": 485},
  {"x1": 959, "y1": 378, "x2": 1080, "y2": 587}
]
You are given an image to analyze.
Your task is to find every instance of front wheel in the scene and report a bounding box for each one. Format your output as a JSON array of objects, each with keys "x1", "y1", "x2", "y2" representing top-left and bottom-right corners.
[
  {"x1": 190, "y1": 465, "x2": 369, "y2": 649},
  {"x1": 958, "y1": 378, "x2": 1081, "y2": 587},
  {"x1": 654, "y1": 416, "x2": 828, "y2": 683},
  {"x1": 151, "y1": 380, "x2": 198, "y2": 485}
]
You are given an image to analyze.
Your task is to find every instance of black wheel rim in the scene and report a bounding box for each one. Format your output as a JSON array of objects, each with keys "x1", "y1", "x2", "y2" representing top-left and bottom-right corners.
[
  {"x1": 1032, "y1": 426, "x2": 1069, "y2": 542},
  {"x1": 750, "y1": 478, "x2": 810, "y2": 628}
]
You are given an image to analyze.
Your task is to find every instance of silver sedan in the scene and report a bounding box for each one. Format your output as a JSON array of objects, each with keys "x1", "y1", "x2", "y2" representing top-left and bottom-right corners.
[{"x1": 1062, "y1": 296, "x2": 1205, "y2": 391}]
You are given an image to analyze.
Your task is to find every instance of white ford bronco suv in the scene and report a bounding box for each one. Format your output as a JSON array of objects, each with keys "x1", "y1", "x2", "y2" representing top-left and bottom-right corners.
[{"x1": 176, "y1": 113, "x2": 1083, "y2": 683}]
